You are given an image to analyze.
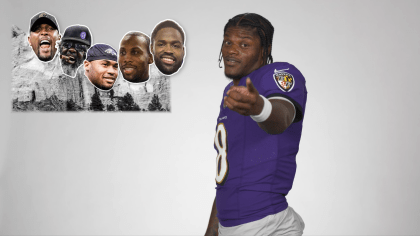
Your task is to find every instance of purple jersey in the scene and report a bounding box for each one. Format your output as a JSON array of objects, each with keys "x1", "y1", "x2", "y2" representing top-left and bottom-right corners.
[{"x1": 214, "y1": 62, "x2": 307, "y2": 227}]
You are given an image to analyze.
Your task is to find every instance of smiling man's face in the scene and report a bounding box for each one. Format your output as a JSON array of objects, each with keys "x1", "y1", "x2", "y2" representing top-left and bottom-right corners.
[
  {"x1": 151, "y1": 27, "x2": 185, "y2": 75},
  {"x1": 119, "y1": 34, "x2": 153, "y2": 83},
  {"x1": 84, "y1": 59, "x2": 118, "y2": 90},
  {"x1": 28, "y1": 23, "x2": 61, "y2": 62}
]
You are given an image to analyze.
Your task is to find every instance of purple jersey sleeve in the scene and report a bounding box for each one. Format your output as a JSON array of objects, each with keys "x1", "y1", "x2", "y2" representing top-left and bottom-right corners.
[{"x1": 252, "y1": 62, "x2": 307, "y2": 122}]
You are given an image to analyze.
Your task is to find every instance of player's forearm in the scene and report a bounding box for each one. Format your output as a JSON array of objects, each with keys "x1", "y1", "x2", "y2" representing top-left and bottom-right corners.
[
  {"x1": 257, "y1": 99, "x2": 295, "y2": 135},
  {"x1": 204, "y1": 197, "x2": 219, "y2": 236},
  {"x1": 223, "y1": 78, "x2": 295, "y2": 134}
]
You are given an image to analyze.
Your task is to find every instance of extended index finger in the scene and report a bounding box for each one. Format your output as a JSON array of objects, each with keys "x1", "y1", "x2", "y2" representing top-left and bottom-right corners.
[{"x1": 246, "y1": 78, "x2": 258, "y2": 94}]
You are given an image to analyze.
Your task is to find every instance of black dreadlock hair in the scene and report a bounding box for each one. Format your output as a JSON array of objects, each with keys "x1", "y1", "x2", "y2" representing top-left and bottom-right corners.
[{"x1": 219, "y1": 13, "x2": 274, "y2": 68}]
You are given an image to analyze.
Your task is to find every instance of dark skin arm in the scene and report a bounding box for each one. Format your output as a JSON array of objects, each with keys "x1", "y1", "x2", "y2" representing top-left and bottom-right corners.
[
  {"x1": 204, "y1": 197, "x2": 219, "y2": 236},
  {"x1": 224, "y1": 78, "x2": 295, "y2": 134}
]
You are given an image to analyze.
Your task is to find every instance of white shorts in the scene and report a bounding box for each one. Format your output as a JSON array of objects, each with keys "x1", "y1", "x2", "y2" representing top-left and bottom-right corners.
[{"x1": 218, "y1": 206, "x2": 305, "y2": 236}]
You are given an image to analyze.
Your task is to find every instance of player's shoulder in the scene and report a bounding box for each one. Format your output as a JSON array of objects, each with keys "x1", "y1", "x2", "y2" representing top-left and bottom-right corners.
[
  {"x1": 264, "y1": 61, "x2": 293, "y2": 70},
  {"x1": 257, "y1": 62, "x2": 307, "y2": 122},
  {"x1": 258, "y1": 62, "x2": 304, "y2": 79},
  {"x1": 251, "y1": 62, "x2": 306, "y2": 97},
  {"x1": 252, "y1": 62, "x2": 305, "y2": 89}
]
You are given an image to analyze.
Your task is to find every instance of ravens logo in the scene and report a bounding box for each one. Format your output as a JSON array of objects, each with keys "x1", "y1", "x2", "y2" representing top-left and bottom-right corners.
[{"x1": 273, "y1": 69, "x2": 294, "y2": 92}]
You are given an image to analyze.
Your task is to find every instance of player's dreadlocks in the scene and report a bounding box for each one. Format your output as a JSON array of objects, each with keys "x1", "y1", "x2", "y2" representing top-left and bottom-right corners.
[{"x1": 219, "y1": 13, "x2": 274, "y2": 68}]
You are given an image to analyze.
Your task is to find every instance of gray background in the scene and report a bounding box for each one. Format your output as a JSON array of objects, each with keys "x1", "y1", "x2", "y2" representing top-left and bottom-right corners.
[{"x1": 1, "y1": 0, "x2": 420, "y2": 235}]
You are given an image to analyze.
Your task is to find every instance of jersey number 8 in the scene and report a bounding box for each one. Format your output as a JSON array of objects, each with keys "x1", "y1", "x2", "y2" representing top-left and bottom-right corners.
[{"x1": 215, "y1": 123, "x2": 229, "y2": 185}]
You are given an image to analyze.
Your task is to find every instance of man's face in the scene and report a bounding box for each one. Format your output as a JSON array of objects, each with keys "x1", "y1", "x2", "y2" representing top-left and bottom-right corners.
[
  {"x1": 119, "y1": 35, "x2": 153, "y2": 83},
  {"x1": 221, "y1": 26, "x2": 264, "y2": 80},
  {"x1": 84, "y1": 60, "x2": 118, "y2": 90},
  {"x1": 60, "y1": 40, "x2": 88, "y2": 75},
  {"x1": 152, "y1": 27, "x2": 185, "y2": 75},
  {"x1": 28, "y1": 23, "x2": 61, "y2": 62}
]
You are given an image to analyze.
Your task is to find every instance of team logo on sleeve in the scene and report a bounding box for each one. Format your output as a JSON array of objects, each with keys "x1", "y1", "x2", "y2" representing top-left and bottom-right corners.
[{"x1": 273, "y1": 69, "x2": 294, "y2": 92}]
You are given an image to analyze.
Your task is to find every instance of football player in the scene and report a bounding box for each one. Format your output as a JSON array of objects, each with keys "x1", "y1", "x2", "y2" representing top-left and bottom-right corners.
[
  {"x1": 84, "y1": 44, "x2": 118, "y2": 91},
  {"x1": 204, "y1": 13, "x2": 308, "y2": 236},
  {"x1": 151, "y1": 20, "x2": 185, "y2": 76},
  {"x1": 119, "y1": 31, "x2": 153, "y2": 83},
  {"x1": 28, "y1": 12, "x2": 61, "y2": 62},
  {"x1": 59, "y1": 25, "x2": 92, "y2": 77}
]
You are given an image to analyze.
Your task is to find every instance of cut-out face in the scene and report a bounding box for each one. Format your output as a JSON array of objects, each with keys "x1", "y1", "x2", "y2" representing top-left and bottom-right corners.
[
  {"x1": 152, "y1": 27, "x2": 185, "y2": 75},
  {"x1": 28, "y1": 23, "x2": 61, "y2": 62},
  {"x1": 60, "y1": 40, "x2": 89, "y2": 77},
  {"x1": 119, "y1": 34, "x2": 153, "y2": 83},
  {"x1": 84, "y1": 59, "x2": 118, "y2": 90}
]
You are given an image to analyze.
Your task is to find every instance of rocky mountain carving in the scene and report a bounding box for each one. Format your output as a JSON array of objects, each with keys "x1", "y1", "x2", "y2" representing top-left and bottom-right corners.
[{"x1": 11, "y1": 25, "x2": 170, "y2": 112}]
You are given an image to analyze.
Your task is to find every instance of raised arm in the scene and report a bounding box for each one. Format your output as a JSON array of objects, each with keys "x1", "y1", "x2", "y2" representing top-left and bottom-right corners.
[{"x1": 224, "y1": 78, "x2": 295, "y2": 134}]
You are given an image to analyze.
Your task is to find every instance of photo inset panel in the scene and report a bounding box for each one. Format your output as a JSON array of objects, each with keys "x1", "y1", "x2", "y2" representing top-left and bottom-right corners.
[{"x1": 12, "y1": 12, "x2": 171, "y2": 112}]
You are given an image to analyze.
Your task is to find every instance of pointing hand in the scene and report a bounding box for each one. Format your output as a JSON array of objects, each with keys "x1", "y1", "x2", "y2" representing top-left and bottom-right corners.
[{"x1": 224, "y1": 78, "x2": 264, "y2": 116}]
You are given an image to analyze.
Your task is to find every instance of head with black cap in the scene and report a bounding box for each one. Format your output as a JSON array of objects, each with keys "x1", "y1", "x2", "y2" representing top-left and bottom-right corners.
[
  {"x1": 59, "y1": 25, "x2": 92, "y2": 77},
  {"x1": 84, "y1": 44, "x2": 118, "y2": 91},
  {"x1": 28, "y1": 12, "x2": 61, "y2": 62}
]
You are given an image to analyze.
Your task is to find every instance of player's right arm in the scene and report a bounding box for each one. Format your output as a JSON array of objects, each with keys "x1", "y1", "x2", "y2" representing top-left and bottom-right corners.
[
  {"x1": 204, "y1": 197, "x2": 219, "y2": 236},
  {"x1": 224, "y1": 78, "x2": 295, "y2": 134}
]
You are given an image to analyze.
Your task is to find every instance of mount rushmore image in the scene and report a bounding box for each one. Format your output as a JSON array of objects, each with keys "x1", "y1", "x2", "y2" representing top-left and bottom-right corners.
[{"x1": 11, "y1": 25, "x2": 170, "y2": 112}]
